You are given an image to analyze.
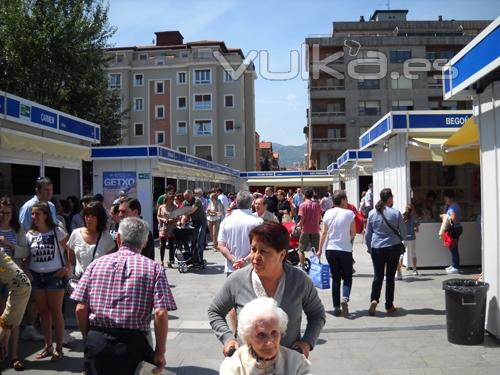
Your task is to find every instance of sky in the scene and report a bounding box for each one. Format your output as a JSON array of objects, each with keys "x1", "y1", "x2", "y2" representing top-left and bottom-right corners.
[{"x1": 107, "y1": 0, "x2": 499, "y2": 146}]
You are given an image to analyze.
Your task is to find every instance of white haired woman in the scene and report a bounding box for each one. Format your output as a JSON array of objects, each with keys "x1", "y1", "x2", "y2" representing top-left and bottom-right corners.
[{"x1": 220, "y1": 297, "x2": 312, "y2": 375}]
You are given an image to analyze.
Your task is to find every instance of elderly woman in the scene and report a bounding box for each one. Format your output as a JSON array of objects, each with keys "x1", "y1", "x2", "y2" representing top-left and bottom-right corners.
[
  {"x1": 208, "y1": 222, "x2": 325, "y2": 358},
  {"x1": 220, "y1": 297, "x2": 311, "y2": 375}
]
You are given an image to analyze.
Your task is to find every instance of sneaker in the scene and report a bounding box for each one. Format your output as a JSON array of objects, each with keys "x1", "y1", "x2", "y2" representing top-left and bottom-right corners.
[
  {"x1": 341, "y1": 299, "x2": 349, "y2": 317},
  {"x1": 333, "y1": 307, "x2": 342, "y2": 317},
  {"x1": 386, "y1": 305, "x2": 399, "y2": 314},
  {"x1": 368, "y1": 300, "x2": 378, "y2": 316},
  {"x1": 445, "y1": 265, "x2": 453, "y2": 271},
  {"x1": 396, "y1": 272, "x2": 403, "y2": 280},
  {"x1": 412, "y1": 269, "x2": 419, "y2": 276},
  {"x1": 21, "y1": 325, "x2": 44, "y2": 341},
  {"x1": 446, "y1": 267, "x2": 459, "y2": 274}
]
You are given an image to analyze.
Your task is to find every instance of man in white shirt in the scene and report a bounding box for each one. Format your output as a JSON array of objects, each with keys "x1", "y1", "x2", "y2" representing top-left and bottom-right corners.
[
  {"x1": 217, "y1": 188, "x2": 229, "y2": 219},
  {"x1": 217, "y1": 190, "x2": 263, "y2": 333},
  {"x1": 253, "y1": 197, "x2": 279, "y2": 223},
  {"x1": 317, "y1": 190, "x2": 356, "y2": 318}
]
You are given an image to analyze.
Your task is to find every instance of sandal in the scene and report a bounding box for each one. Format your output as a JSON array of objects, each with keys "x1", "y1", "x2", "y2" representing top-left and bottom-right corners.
[
  {"x1": 36, "y1": 346, "x2": 53, "y2": 359},
  {"x1": 51, "y1": 348, "x2": 64, "y2": 362},
  {"x1": 10, "y1": 358, "x2": 26, "y2": 371}
]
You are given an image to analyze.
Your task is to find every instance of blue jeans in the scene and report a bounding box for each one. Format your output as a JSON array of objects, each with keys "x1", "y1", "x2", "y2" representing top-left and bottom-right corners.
[
  {"x1": 450, "y1": 245, "x2": 460, "y2": 268},
  {"x1": 370, "y1": 245, "x2": 400, "y2": 309},
  {"x1": 325, "y1": 250, "x2": 353, "y2": 308},
  {"x1": 192, "y1": 221, "x2": 207, "y2": 262}
]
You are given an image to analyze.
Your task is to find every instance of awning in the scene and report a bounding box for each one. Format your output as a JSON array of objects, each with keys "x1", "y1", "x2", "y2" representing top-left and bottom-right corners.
[
  {"x1": 442, "y1": 117, "x2": 480, "y2": 165},
  {"x1": 0, "y1": 128, "x2": 91, "y2": 161},
  {"x1": 408, "y1": 137, "x2": 447, "y2": 162},
  {"x1": 246, "y1": 177, "x2": 334, "y2": 187}
]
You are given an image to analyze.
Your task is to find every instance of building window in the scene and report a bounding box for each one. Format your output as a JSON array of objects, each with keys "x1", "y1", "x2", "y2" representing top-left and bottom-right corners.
[
  {"x1": 390, "y1": 49, "x2": 412, "y2": 63},
  {"x1": 194, "y1": 145, "x2": 213, "y2": 160},
  {"x1": 155, "y1": 131, "x2": 165, "y2": 144},
  {"x1": 139, "y1": 53, "x2": 148, "y2": 61},
  {"x1": 155, "y1": 81, "x2": 164, "y2": 94},
  {"x1": 194, "y1": 94, "x2": 212, "y2": 110},
  {"x1": 391, "y1": 75, "x2": 413, "y2": 89},
  {"x1": 134, "y1": 123, "x2": 144, "y2": 136},
  {"x1": 425, "y1": 51, "x2": 455, "y2": 62},
  {"x1": 177, "y1": 96, "x2": 187, "y2": 109},
  {"x1": 178, "y1": 146, "x2": 188, "y2": 153},
  {"x1": 224, "y1": 120, "x2": 235, "y2": 132},
  {"x1": 134, "y1": 97, "x2": 144, "y2": 112},
  {"x1": 224, "y1": 145, "x2": 235, "y2": 158},
  {"x1": 115, "y1": 54, "x2": 124, "y2": 63},
  {"x1": 196, "y1": 48, "x2": 212, "y2": 59},
  {"x1": 392, "y1": 100, "x2": 414, "y2": 111},
  {"x1": 224, "y1": 95, "x2": 234, "y2": 107},
  {"x1": 224, "y1": 70, "x2": 233, "y2": 82},
  {"x1": 155, "y1": 105, "x2": 165, "y2": 119},
  {"x1": 177, "y1": 71, "x2": 187, "y2": 84},
  {"x1": 194, "y1": 69, "x2": 211, "y2": 84},
  {"x1": 176, "y1": 121, "x2": 187, "y2": 135},
  {"x1": 156, "y1": 56, "x2": 165, "y2": 65},
  {"x1": 357, "y1": 79, "x2": 380, "y2": 89},
  {"x1": 134, "y1": 73, "x2": 144, "y2": 87},
  {"x1": 193, "y1": 120, "x2": 212, "y2": 136},
  {"x1": 358, "y1": 101, "x2": 381, "y2": 116},
  {"x1": 109, "y1": 73, "x2": 121, "y2": 89}
]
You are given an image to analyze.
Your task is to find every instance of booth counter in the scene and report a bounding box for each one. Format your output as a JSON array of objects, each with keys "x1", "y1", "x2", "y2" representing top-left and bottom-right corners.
[
  {"x1": 359, "y1": 110, "x2": 481, "y2": 268},
  {"x1": 336, "y1": 149, "x2": 372, "y2": 206}
]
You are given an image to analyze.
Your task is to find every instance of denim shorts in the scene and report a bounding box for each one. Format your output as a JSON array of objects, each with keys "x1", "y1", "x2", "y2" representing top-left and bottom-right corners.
[{"x1": 30, "y1": 270, "x2": 68, "y2": 290}]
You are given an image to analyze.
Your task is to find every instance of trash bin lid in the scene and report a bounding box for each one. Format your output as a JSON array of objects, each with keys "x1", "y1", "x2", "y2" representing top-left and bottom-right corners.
[{"x1": 442, "y1": 279, "x2": 489, "y2": 293}]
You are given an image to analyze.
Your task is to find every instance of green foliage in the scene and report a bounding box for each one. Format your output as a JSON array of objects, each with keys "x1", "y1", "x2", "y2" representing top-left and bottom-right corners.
[{"x1": 0, "y1": 0, "x2": 124, "y2": 145}]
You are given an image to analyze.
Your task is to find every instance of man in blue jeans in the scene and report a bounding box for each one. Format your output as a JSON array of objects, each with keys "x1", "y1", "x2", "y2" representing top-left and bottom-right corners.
[
  {"x1": 317, "y1": 190, "x2": 356, "y2": 317},
  {"x1": 182, "y1": 190, "x2": 208, "y2": 265}
]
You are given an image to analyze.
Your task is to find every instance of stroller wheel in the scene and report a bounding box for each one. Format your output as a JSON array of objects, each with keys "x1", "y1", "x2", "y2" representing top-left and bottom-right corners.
[
  {"x1": 303, "y1": 258, "x2": 311, "y2": 273},
  {"x1": 178, "y1": 263, "x2": 188, "y2": 273}
]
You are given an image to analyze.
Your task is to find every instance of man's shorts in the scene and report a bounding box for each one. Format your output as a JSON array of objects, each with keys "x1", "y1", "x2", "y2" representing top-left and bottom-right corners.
[{"x1": 299, "y1": 233, "x2": 320, "y2": 253}]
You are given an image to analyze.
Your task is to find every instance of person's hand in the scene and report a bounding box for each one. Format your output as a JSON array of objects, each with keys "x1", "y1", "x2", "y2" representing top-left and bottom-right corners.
[
  {"x1": 232, "y1": 259, "x2": 246, "y2": 270},
  {"x1": 0, "y1": 326, "x2": 11, "y2": 360},
  {"x1": 54, "y1": 265, "x2": 71, "y2": 278},
  {"x1": 292, "y1": 340, "x2": 311, "y2": 358},
  {"x1": 316, "y1": 249, "x2": 322, "y2": 258},
  {"x1": 152, "y1": 347, "x2": 166, "y2": 374},
  {"x1": 223, "y1": 339, "x2": 239, "y2": 357}
]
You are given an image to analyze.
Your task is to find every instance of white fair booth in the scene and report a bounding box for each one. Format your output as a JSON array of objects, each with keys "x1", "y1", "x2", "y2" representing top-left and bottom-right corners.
[
  {"x1": 0, "y1": 91, "x2": 99, "y2": 204},
  {"x1": 359, "y1": 110, "x2": 481, "y2": 268},
  {"x1": 92, "y1": 146, "x2": 241, "y2": 230},
  {"x1": 337, "y1": 149, "x2": 372, "y2": 206},
  {"x1": 443, "y1": 16, "x2": 500, "y2": 338},
  {"x1": 326, "y1": 162, "x2": 342, "y2": 192},
  {"x1": 242, "y1": 170, "x2": 334, "y2": 189}
]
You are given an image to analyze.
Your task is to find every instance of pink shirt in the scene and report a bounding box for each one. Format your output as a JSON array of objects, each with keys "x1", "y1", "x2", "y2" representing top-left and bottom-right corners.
[{"x1": 299, "y1": 200, "x2": 322, "y2": 234}]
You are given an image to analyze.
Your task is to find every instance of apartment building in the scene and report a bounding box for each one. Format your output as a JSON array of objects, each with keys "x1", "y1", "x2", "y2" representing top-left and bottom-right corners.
[
  {"x1": 106, "y1": 31, "x2": 256, "y2": 171},
  {"x1": 305, "y1": 10, "x2": 490, "y2": 169}
]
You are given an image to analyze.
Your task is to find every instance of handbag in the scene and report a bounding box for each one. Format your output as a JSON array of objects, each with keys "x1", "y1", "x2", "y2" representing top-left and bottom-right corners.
[
  {"x1": 442, "y1": 230, "x2": 458, "y2": 248},
  {"x1": 308, "y1": 254, "x2": 330, "y2": 289},
  {"x1": 380, "y1": 210, "x2": 406, "y2": 254},
  {"x1": 291, "y1": 225, "x2": 301, "y2": 238}
]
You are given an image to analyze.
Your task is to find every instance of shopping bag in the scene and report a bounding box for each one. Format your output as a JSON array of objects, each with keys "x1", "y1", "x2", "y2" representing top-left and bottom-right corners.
[{"x1": 308, "y1": 254, "x2": 330, "y2": 289}]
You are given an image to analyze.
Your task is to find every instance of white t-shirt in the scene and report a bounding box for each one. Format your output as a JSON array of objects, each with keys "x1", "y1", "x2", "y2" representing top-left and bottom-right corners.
[
  {"x1": 218, "y1": 209, "x2": 263, "y2": 273},
  {"x1": 27, "y1": 226, "x2": 67, "y2": 273},
  {"x1": 68, "y1": 229, "x2": 116, "y2": 277},
  {"x1": 323, "y1": 207, "x2": 355, "y2": 252}
]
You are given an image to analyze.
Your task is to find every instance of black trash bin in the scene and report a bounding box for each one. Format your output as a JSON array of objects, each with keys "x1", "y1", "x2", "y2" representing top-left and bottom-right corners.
[{"x1": 442, "y1": 279, "x2": 489, "y2": 345}]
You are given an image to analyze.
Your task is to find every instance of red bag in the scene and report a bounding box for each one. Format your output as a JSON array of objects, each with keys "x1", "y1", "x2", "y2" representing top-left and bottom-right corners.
[
  {"x1": 442, "y1": 230, "x2": 458, "y2": 248},
  {"x1": 355, "y1": 211, "x2": 364, "y2": 234}
]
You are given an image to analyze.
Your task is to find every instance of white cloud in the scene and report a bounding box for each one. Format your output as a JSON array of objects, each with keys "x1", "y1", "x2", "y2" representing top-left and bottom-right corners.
[{"x1": 285, "y1": 93, "x2": 297, "y2": 101}]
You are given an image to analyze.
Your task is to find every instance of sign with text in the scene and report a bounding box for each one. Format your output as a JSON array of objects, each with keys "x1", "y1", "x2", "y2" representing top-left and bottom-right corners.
[{"x1": 102, "y1": 171, "x2": 137, "y2": 208}]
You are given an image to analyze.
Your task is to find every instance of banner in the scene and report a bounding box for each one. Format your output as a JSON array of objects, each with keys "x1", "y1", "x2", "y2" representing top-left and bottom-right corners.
[{"x1": 103, "y1": 171, "x2": 137, "y2": 208}]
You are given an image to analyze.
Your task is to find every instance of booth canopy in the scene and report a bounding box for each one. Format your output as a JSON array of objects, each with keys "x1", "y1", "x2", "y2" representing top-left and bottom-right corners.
[{"x1": 442, "y1": 117, "x2": 480, "y2": 165}]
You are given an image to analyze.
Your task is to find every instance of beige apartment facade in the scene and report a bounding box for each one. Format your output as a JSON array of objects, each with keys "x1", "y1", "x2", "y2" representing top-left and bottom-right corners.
[
  {"x1": 305, "y1": 10, "x2": 490, "y2": 170},
  {"x1": 105, "y1": 31, "x2": 256, "y2": 171}
]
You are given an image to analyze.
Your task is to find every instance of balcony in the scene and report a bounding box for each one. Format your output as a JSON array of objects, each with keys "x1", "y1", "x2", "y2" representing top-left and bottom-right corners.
[
  {"x1": 310, "y1": 111, "x2": 346, "y2": 124},
  {"x1": 309, "y1": 85, "x2": 345, "y2": 99},
  {"x1": 311, "y1": 137, "x2": 348, "y2": 151}
]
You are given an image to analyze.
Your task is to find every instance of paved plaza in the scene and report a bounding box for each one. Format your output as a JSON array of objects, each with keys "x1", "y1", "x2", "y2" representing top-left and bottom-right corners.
[{"x1": 2, "y1": 236, "x2": 499, "y2": 374}]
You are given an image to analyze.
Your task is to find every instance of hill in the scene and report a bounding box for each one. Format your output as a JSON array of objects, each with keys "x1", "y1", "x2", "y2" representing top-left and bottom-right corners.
[{"x1": 272, "y1": 143, "x2": 306, "y2": 169}]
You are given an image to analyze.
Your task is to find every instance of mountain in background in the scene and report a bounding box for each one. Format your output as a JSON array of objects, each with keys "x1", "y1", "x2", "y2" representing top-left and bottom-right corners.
[{"x1": 272, "y1": 143, "x2": 306, "y2": 169}]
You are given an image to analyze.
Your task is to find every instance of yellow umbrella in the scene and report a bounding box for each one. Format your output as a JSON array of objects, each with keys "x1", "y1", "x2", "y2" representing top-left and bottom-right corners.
[{"x1": 442, "y1": 117, "x2": 480, "y2": 165}]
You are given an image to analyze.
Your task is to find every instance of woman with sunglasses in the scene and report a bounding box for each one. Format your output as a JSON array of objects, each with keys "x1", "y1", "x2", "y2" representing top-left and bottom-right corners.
[{"x1": 23, "y1": 202, "x2": 72, "y2": 362}]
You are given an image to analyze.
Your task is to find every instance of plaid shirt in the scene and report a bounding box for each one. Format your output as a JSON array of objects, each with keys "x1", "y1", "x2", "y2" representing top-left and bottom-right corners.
[{"x1": 71, "y1": 246, "x2": 176, "y2": 331}]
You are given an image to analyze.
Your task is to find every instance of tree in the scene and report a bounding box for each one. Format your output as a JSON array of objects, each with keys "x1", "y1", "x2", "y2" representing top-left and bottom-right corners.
[{"x1": 0, "y1": 0, "x2": 124, "y2": 145}]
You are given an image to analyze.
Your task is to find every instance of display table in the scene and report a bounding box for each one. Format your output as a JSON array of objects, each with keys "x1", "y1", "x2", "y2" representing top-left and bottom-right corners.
[{"x1": 402, "y1": 221, "x2": 481, "y2": 268}]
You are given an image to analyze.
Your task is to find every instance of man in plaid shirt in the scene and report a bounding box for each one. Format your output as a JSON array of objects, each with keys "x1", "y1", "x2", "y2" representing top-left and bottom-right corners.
[{"x1": 71, "y1": 217, "x2": 177, "y2": 374}]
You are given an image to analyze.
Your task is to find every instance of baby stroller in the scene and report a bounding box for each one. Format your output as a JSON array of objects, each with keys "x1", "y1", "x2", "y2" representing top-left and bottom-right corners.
[
  {"x1": 173, "y1": 226, "x2": 205, "y2": 273},
  {"x1": 282, "y1": 222, "x2": 310, "y2": 272}
]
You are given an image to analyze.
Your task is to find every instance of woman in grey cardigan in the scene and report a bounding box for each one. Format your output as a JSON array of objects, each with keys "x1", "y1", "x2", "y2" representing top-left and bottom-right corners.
[
  {"x1": 208, "y1": 222, "x2": 325, "y2": 359},
  {"x1": 365, "y1": 188, "x2": 406, "y2": 316}
]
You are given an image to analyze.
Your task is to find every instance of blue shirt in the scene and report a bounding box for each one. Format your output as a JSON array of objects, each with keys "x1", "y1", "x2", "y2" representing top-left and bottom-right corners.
[
  {"x1": 365, "y1": 206, "x2": 406, "y2": 250},
  {"x1": 404, "y1": 215, "x2": 417, "y2": 241},
  {"x1": 446, "y1": 203, "x2": 461, "y2": 223},
  {"x1": 19, "y1": 196, "x2": 58, "y2": 231}
]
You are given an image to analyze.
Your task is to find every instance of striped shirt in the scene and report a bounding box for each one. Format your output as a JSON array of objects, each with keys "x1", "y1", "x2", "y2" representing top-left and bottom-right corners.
[
  {"x1": 0, "y1": 228, "x2": 17, "y2": 257},
  {"x1": 70, "y1": 246, "x2": 176, "y2": 331}
]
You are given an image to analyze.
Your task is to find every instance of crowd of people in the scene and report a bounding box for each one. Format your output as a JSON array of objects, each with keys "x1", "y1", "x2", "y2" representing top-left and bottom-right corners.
[{"x1": 0, "y1": 177, "x2": 463, "y2": 374}]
